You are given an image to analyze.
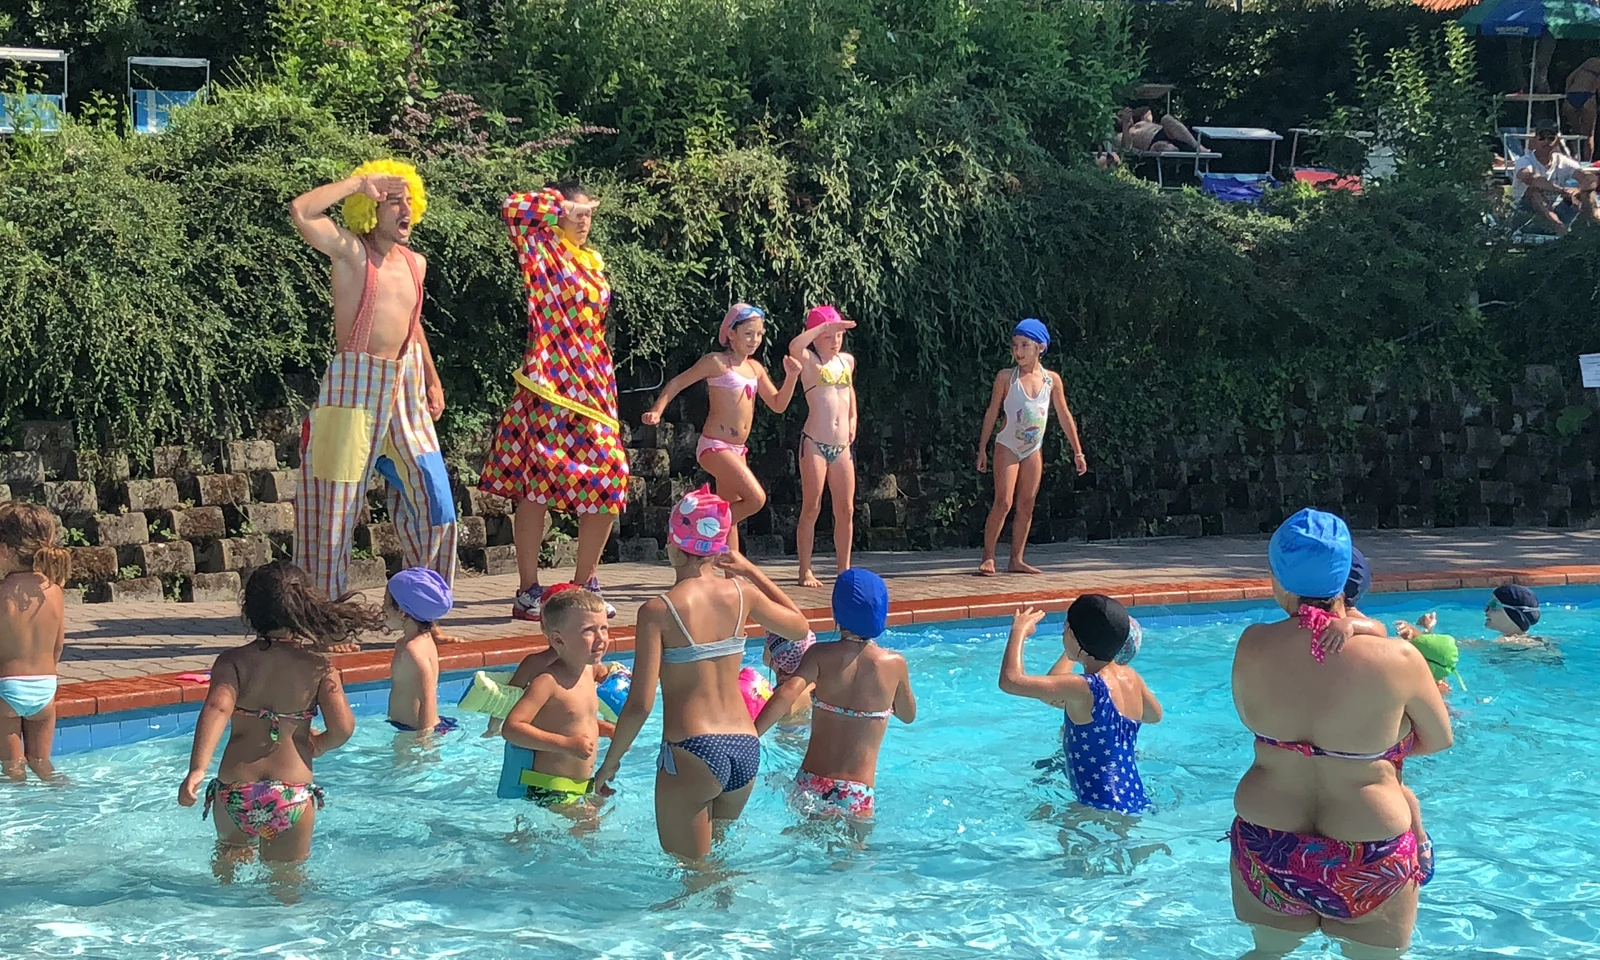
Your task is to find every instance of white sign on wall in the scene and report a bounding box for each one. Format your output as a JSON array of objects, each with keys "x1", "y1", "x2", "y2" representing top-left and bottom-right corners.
[{"x1": 1581, "y1": 354, "x2": 1600, "y2": 389}]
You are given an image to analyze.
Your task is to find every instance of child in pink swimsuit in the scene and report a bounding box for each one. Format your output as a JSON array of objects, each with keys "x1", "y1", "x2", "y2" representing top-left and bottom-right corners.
[
  {"x1": 179, "y1": 562, "x2": 366, "y2": 878},
  {"x1": 642, "y1": 303, "x2": 801, "y2": 551}
]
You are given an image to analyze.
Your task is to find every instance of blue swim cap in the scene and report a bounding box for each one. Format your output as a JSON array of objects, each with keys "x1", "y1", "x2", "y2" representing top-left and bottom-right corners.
[
  {"x1": 1269, "y1": 508, "x2": 1352, "y2": 600},
  {"x1": 387, "y1": 567, "x2": 454, "y2": 623},
  {"x1": 1344, "y1": 546, "x2": 1370, "y2": 605},
  {"x1": 1013, "y1": 318, "x2": 1050, "y2": 352},
  {"x1": 832, "y1": 568, "x2": 889, "y2": 639}
]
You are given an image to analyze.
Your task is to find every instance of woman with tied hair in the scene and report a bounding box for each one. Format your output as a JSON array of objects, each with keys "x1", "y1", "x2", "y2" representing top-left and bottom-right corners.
[
  {"x1": 596, "y1": 485, "x2": 811, "y2": 860},
  {"x1": 1230, "y1": 508, "x2": 1450, "y2": 959},
  {"x1": 480, "y1": 180, "x2": 630, "y2": 623},
  {"x1": 0, "y1": 502, "x2": 71, "y2": 782}
]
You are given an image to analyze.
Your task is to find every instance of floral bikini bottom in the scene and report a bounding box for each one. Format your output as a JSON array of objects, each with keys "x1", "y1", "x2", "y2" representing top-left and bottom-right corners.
[
  {"x1": 1229, "y1": 817, "x2": 1423, "y2": 920},
  {"x1": 204, "y1": 779, "x2": 326, "y2": 841}
]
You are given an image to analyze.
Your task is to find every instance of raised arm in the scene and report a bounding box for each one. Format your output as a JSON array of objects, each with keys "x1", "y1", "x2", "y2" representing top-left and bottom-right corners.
[
  {"x1": 788, "y1": 319, "x2": 856, "y2": 358},
  {"x1": 975, "y1": 369, "x2": 1008, "y2": 474},
  {"x1": 313, "y1": 665, "x2": 356, "y2": 756},
  {"x1": 1401, "y1": 645, "x2": 1453, "y2": 758},
  {"x1": 641, "y1": 354, "x2": 721, "y2": 425},
  {"x1": 760, "y1": 356, "x2": 804, "y2": 414},
  {"x1": 998, "y1": 608, "x2": 1091, "y2": 708},
  {"x1": 717, "y1": 552, "x2": 809, "y2": 640},
  {"x1": 290, "y1": 174, "x2": 401, "y2": 262},
  {"x1": 595, "y1": 601, "x2": 663, "y2": 792},
  {"x1": 892, "y1": 654, "x2": 917, "y2": 724},
  {"x1": 1140, "y1": 677, "x2": 1164, "y2": 724},
  {"x1": 178, "y1": 653, "x2": 239, "y2": 806},
  {"x1": 755, "y1": 653, "x2": 821, "y2": 736}
]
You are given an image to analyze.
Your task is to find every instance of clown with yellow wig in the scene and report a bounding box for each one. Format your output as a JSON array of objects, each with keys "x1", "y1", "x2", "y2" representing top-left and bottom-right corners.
[{"x1": 287, "y1": 161, "x2": 458, "y2": 628}]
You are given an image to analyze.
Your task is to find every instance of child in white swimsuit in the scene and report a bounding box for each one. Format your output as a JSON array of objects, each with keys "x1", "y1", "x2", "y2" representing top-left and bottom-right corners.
[
  {"x1": 974, "y1": 318, "x2": 1089, "y2": 577},
  {"x1": 0, "y1": 502, "x2": 70, "y2": 783},
  {"x1": 642, "y1": 303, "x2": 801, "y2": 551}
]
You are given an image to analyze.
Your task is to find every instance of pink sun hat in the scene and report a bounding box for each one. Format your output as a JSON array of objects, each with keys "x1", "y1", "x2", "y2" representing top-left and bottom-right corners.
[
  {"x1": 669, "y1": 484, "x2": 732, "y2": 556},
  {"x1": 805, "y1": 304, "x2": 842, "y2": 329},
  {"x1": 719, "y1": 303, "x2": 766, "y2": 346}
]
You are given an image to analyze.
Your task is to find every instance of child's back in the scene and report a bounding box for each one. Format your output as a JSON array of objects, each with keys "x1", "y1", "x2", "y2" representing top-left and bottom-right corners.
[
  {"x1": 180, "y1": 562, "x2": 363, "y2": 870},
  {"x1": 0, "y1": 502, "x2": 71, "y2": 781},
  {"x1": 1062, "y1": 661, "x2": 1153, "y2": 814},
  {"x1": 803, "y1": 641, "x2": 907, "y2": 784}
]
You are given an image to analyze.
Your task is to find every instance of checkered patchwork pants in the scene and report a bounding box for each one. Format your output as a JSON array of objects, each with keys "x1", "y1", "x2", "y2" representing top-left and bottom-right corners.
[{"x1": 478, "y1": 386, "x2": 628, "y2": 514}]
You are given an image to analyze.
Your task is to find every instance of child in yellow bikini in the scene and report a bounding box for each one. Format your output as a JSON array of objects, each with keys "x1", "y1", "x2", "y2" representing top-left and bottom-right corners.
[
  {"x1": 641, "y1": 303, "x2": 802, "y2": 551},
  {"x1": 179, "y1": 562, "x2": 366, "y2": 875},
  {"x1": 789, "y1": 305, "x2": 858, "y2": 588}
]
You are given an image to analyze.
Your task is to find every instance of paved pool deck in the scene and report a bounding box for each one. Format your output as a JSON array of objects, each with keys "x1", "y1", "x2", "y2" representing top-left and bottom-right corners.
[{"x1": 58, "y1": 528, "x2": 1600, "y2": 710}]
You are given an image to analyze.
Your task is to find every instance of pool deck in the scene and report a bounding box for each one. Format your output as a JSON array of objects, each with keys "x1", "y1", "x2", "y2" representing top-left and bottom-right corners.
[{"x1": 56, "y1": 528, "x2": 1600, "y2": 716}]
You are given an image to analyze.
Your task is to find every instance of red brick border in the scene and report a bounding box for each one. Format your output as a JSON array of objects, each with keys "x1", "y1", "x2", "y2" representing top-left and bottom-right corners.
[{"x1": 54, "y1": 565, "x2": 1600, "y2": 719}]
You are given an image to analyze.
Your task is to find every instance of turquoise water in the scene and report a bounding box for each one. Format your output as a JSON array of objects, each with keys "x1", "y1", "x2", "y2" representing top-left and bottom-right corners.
[{"x1": 2, "y1": 590, "x2": 1597, "y2": 959}]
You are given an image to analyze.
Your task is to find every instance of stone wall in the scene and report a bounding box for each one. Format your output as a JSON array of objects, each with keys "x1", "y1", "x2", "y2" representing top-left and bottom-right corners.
[{"x1": 5, "y1": 365, "x2": 1598, "y2": 603}]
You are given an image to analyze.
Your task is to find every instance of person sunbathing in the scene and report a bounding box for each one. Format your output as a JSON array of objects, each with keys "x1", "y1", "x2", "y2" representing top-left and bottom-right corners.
[{"x1": 1117, "y1": 106, "x2": 1206, "y2": 154}]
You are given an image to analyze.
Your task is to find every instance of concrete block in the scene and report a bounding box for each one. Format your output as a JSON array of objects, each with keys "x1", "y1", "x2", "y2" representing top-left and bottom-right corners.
[
  {"x1": 93, "y1": 577, "x2": 164, "y2": 603},
  {"x1": 482, "y1": 544, "x2": 519, "y2": 577},
  {"x1": 349, "y1": 556, "x2": 388, "y2": 591},
  {"x1": 243, "y1": 502, "x2": 295, "y2": 536},
  {"x1": 184, "y1": 571, "x2": 242, "y2": 604},
  {"x1": 863, "y1": 474, "x2": 900, "y2": 502},
  {"x1": 1, "y1": 452, "x2": 45, "y2": 486},
  {"x1": 168, "y1": 506, "x2": 227, "y2": 542},
  {"x1": 460, "y1": 486, "x2": 511, "y2": 517},
  {"x1": 182, "y1": 473, "x2": 251, "y2": 507},
  {"x1": 42, "y1": 481, "x2": 97, "y2": 516},
  {"x1": 356, "y1": 523, "x2": 403, "y2": 557},
  {"x1": 74, "y1": 450, "x2": 130, "y2": 485},
  {"x1": 20, "y1": 421, "x2": 75, "y2": 451},
  {"x1": 626, "y1": 448, "x2": 670, "y2": 479},
  {"x1": 121, "y1": 478, "x2": 180, "y2": 513},
  {"x1": 458, "y1": 515, "x2": 487, "y2": 550},
  {"x1": 227, "y1": 440, "x2": 279, "y2": 473},
  {"x1": 67, "y1": 546, "x2": 118, "y2": 584},
  {"x1": 152, "y1": 445, "x2": 206, "y2": 479},
  {"x1": 1476, "y1": 480, "x2": 1517, "y2": 506},
  {"x1": 197, "y1": 537, "x2": 273, "y2": 574},
  {"x1": 618, "y1": 537, "x2": 660, "y2": 563},
  {"x1": 0, "y1": 484, "x2": 10, "y2": 502},
  {"x1": 90, "y1": 512, "x2": 149, "y2": 548},
  {"x1": 253, "y1": 470, "x2": 297, "y2": 503},
  {"x1": 120, "y1": 540, "x2": 196, "y2": 577}
]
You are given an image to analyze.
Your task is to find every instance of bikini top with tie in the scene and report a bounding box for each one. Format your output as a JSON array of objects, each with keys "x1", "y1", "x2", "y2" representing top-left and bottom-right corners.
[
  {"x1": 658, "y1": 579, "x2": 749, "y2": 663},
  {"x1": 235, "y1": 705, "x2": 319, "y2": 743}
]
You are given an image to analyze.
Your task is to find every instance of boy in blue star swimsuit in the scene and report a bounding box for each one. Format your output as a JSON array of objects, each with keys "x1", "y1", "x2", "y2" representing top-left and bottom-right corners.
[{"x1": 999, "y1": 594, "x2": 1163, "y2": 814}]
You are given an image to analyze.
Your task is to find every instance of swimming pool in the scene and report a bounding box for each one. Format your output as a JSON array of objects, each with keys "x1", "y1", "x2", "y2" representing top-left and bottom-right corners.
[{"x1": 2, "y1": 589, "x2": 1597, "y2": 959}]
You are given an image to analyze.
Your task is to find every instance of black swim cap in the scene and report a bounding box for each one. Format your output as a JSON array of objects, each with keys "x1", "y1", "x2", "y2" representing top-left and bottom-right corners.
[{"x1": 1068, "y1": 594, "x2": 1131, "y2": 663}]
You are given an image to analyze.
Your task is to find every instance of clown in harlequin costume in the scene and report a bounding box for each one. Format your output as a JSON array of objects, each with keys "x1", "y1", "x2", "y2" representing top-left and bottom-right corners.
[
  {"x1": 479, "y1": 181, "x2": 629, "y2": 622},
  {"x1": 288, "y1": 161, "x2": 458, "y2": 625}
]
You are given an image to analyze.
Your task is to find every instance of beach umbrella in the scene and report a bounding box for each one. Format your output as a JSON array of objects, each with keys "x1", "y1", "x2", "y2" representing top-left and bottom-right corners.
[{"x1": 1458, "y1": 0, "x2": 1600, "y2": 37}]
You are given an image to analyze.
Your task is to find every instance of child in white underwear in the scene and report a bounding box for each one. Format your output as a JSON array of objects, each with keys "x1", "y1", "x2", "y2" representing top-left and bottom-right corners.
[
  {"x1": 975, "y1": 318, "x2": 1088, "y2": 576},
  {"x1": 641, "y1": 303, "x2": 801, "y2": 551},
  {"x1": 0, "y1": 502, "x2": 71, "y2": 782}
]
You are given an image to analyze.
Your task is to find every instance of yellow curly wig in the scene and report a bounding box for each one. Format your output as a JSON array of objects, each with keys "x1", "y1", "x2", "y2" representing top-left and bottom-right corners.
[{"x1": 342, "y1": 159, "x2": 427, "y2": 234}]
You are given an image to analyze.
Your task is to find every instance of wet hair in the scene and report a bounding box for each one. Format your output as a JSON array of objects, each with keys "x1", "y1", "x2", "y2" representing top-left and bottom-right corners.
[
  {"x1": 243, "y1": 561, "x2": 381, "y2": 650},
  {"x1": 543, "y1": 587, "x2": 608, "y2": 632},
  {"x1": 546, "y1": 179, "x2": 590, "y2": 203},
  {"x1": 0, "y1": 502, "x2": 71, "y2": 587}
]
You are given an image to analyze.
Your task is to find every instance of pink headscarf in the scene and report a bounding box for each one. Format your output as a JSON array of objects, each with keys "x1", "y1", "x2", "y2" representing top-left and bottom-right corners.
[
  {"x1": 669, "y1": 485, "x2": 732, "y2": 556},
  {"x1": 719, "y1": 303, "x2": 766, "y2": 346},
  {"x1": 805, "y1": 304, "x2": 842, "y2": 330}
]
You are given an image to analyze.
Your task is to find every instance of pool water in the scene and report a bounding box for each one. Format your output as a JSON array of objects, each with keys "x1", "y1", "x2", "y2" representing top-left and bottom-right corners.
[{"x1": 2, "y1": 590, "x2": 1598, "y2": 959}]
